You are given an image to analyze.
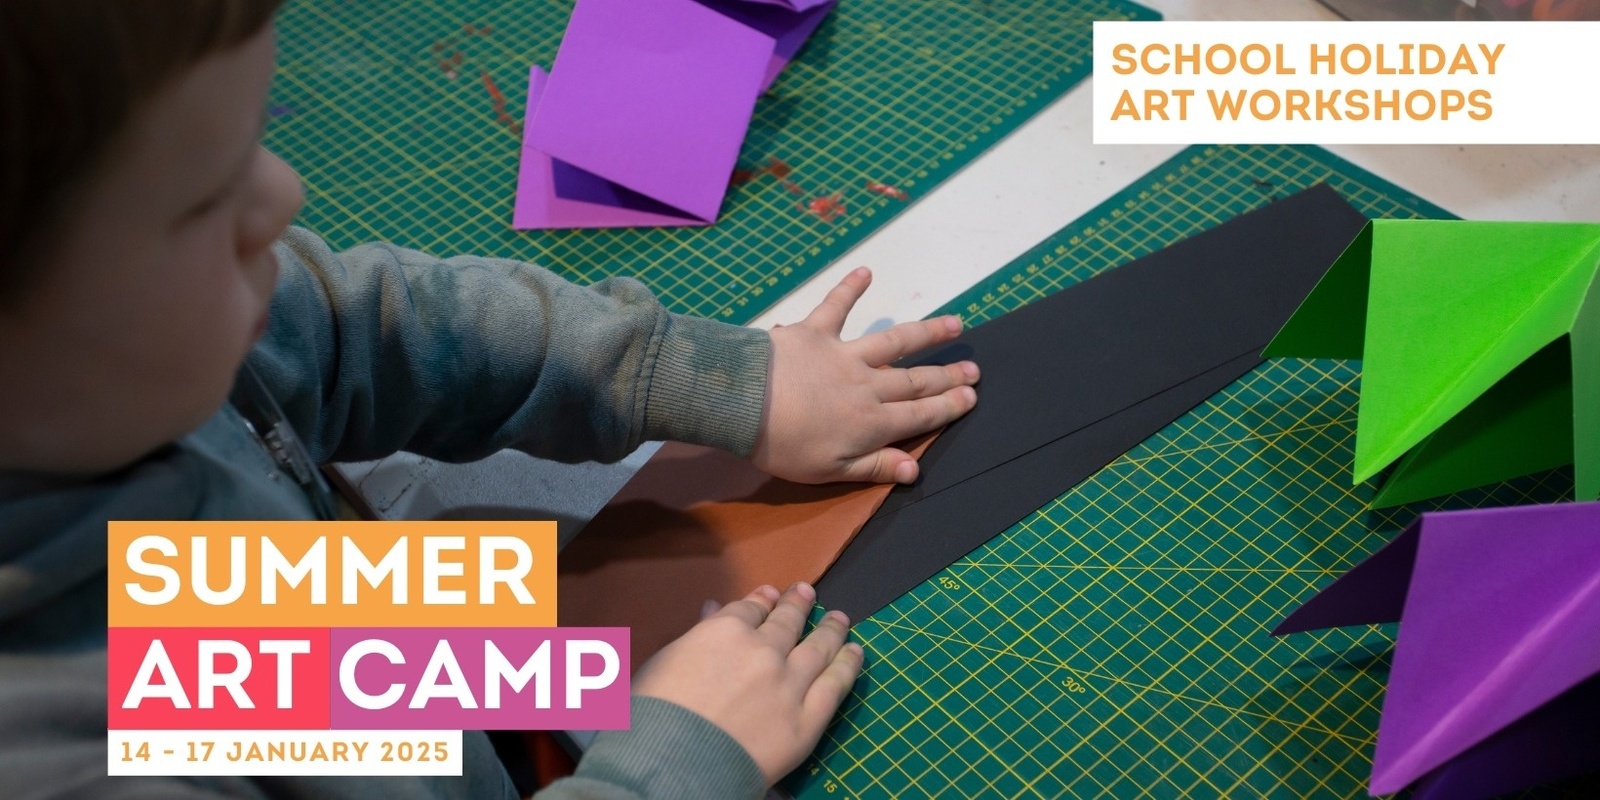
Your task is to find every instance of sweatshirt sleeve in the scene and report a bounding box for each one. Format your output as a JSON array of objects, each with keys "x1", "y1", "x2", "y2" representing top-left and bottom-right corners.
[
  {"x1": 247, "y1": 227, "x2": 771, "y2": 466},
  {"x1": 538, "y1": 697, "x2": 768, "y2": 800}
]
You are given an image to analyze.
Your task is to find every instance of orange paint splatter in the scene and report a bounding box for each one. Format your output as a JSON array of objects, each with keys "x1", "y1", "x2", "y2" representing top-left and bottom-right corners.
[
  {"x1": 482, "y1": 70, "x2": 505, "y2": 103},
  {"x1": 865, "y1": 180, "x2": 909, "y2": 201},
  {"x1": 481, "y1": 71, "x2": 522, "y2": 136},
  {"x1": 433, "y1": 39, "x2": 464, "y2": 78},
  {"x1": 802, "y1": 193, "x2": 846, "y2": 222},
  {"x1": 434, "y1": 23, "x2": 492, "y2": 79},
  {"x1": 729, "y1": 157, "x2": 798, "y2": 189}
]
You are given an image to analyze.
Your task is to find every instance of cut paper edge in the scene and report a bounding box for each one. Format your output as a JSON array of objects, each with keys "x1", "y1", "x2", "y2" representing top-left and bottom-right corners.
[{"x1": 1270, "y1": 521, "x2": 1418, "y2": 636}]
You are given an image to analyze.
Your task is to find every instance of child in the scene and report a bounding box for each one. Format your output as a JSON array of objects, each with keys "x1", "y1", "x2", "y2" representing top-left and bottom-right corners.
[{"x1": 0, "y1": 1, "x2": 979, "y2": 798}]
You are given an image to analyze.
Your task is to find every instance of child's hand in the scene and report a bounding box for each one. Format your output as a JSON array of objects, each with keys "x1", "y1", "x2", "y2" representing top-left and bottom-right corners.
[
  {"x1": 634, "y1": 583, "x2": 862, "y2": 785},
  {"x1": 753, "y1": 267, "x2": 979, "y2": 484}
]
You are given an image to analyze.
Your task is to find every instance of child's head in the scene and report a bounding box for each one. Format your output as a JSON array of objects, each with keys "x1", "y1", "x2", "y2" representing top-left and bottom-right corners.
[{"x1": 0, "y1": 0, "x2": 304, "y2": 475}]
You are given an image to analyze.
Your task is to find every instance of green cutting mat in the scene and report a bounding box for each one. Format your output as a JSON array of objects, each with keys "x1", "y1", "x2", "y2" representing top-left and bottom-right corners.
[
  {"x1": 264, "y1": 0, "x2": 1157, "y2": 325},
  {"x1": 787, "y1": 144, "x2": 1585, "y2": 799}
]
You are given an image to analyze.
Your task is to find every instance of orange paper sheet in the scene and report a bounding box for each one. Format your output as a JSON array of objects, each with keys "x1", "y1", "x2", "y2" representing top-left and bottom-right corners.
[{"x1": 558, "y1": 436, "x2": 933, "y2": 670}]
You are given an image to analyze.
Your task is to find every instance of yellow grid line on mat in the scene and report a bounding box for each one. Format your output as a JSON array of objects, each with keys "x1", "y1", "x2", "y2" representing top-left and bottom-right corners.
[
  {"x1": 265, "y1": 0, "x2": 1151, "y2": 325},
  {"x1": 788, "y1": 144, "x2": 1583, "y2": 800}
]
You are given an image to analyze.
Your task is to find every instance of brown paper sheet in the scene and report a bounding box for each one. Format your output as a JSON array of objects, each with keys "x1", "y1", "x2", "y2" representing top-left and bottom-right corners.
[{"x1": 558, "y1": 435, "x2": 934, "y2": 670}]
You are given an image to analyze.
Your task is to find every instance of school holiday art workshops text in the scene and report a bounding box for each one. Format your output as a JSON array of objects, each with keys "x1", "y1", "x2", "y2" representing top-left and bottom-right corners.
[{"x1": 1107, "y1": 41, "x2": 1505, "y2": 122}]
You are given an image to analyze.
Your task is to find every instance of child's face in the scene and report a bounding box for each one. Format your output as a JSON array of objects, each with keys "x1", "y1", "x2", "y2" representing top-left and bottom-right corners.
[{"x1": 0, "y1": 24, "x2": 303, "y2": 474}]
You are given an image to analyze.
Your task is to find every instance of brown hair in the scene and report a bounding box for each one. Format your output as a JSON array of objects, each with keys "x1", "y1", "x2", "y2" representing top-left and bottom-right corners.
[{"x1": 0, "y1": 0, "x2": 283, "y2": 303}]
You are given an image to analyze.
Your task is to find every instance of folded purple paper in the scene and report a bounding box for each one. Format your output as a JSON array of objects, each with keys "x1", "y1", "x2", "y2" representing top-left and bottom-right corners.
[
  {"x1": 526, "y1": 0, "x2": 773, "y2": 225},
  {"x1": 514, "y1": 0, "x2": 835, "y2": 230},
  {"x1": 1275, "y1": 501, "x2": 1600, "y2": 798},
  {"x1": 697, "y1": 0, "x2": 836, "y2": 91},
  {"x1": 515, "y1": 67, "x2": 710, "y2": 229},
  {"x1": 739, "y1": 0, "x2": 836, "y2": 11}
]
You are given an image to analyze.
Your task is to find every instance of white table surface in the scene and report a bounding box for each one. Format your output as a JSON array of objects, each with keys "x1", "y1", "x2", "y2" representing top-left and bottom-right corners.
[{"x1": 341, "y1": 0, "x2": 1600, "y2": 542}]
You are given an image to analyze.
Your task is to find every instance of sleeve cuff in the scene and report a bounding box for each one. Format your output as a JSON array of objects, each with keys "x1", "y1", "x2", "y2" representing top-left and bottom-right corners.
[
  {"x1": 641, "y1": 314, "x2": 770, "y2": 456},
  {"x1": 574, "y1": 696, "x2": 767, "y2": 800}
]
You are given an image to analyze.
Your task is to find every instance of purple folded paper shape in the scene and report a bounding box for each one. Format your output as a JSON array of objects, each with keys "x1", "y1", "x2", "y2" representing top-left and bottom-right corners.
[
  {"x1": 513, "y1": 0, "x2": 834, "y2": 230},
  {"x1": 696, "y1": 0, "x2": 836, "y2": 91},
  {"x1": 515, "y1": 67, "x2": 710, "y2": 229},
  {"x1": 1274, "y1": 502, "x2": 1600, "y2": 798},
  {"x1": 739, "y1": 0, "x2": 836, "y2": 11},
  {"x1": 527, "y1": 0, "x2": 774, "y2": 224},
  {"x1": 1408, "y1": 673, "x2": 1600, "y2": 800}
]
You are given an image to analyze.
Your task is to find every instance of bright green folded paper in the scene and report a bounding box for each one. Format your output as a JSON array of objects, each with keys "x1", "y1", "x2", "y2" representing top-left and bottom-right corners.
[{"x1": 1264, "y1": 220, "x2": 1600, "y2": 507}]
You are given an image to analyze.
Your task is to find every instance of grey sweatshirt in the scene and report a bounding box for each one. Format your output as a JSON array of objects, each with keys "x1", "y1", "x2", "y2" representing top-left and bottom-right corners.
[{"x1": 0, "y1": 228, "x2": 771, "y2": 800}]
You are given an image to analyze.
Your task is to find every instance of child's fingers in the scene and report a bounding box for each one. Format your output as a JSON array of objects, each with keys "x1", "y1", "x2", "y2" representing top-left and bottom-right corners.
[
  {"x1": 758, "y1": 582, "x2": 816, "y2": 649},
  {"x1": 879, "y1": 386, "x2": 977, "y2": 443},
  {"x1": 789, "y1": 610, "x2": 851, "y2": 683},
  {"x1": 700, "y1": 599, "x2": 723, "y2": 620},
  {"x1": 838, "y1": 447, "x2": 917, "y2": 484},
  {"x1": 802, "y1": 267, "x2": 871, "y2": 337},
  {"x1": 802, "y1": 642, "x2": 866, "y2": 732},
  {"x1": 714, "y1": 585, "x2": 780, "y2": 628},
  {"x1": 850, "y1": 316, "x2": 962, "y2": 368},
  {"x1": 874, "y1": 361, "x2": 979, "y2": 402}
]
